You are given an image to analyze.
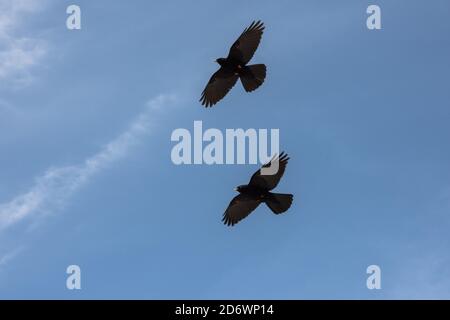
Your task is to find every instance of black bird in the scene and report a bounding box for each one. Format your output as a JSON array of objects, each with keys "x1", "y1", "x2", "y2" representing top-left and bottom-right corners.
[
  {"x1": 222, "y1": 152, "x2": 293, "y2": 226},
  {"x1": 200, "y1": 20, "x2": 267, "y2": 108}
]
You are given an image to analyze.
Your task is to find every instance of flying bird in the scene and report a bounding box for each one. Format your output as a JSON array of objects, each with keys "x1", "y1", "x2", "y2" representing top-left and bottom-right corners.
[
  {"x1": 200, "y1": 20, "x2": 267, "y2": 108},
  {"x1": 222, "y1": 152, "x2": 293, "y2": 226}
]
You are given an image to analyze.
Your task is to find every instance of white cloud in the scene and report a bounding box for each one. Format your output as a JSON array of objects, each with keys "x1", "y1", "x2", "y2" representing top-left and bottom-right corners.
[
  {"x1": 0, "y1": 94, "x2": 176, "y2": 231},
  {"x1": 0, "y1": 246, "x2": 24, "y2": 268},
  {"x1": 0, "y1": 0, "x2": 48, "y2": 86}
]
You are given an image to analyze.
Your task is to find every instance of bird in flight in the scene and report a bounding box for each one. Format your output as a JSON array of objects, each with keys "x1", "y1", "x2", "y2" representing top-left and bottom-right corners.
[
  {"x1": 222, "y1": 152, "x2": 293, "y2": 226},
  {"x1": 200, "y1": 20, "x2": 267, "y2": 108}
]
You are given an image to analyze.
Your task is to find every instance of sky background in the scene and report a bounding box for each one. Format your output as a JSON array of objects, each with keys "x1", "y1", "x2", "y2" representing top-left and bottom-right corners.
[{"x1": 0, "y1": 0, "x2": 450, "y2": 299}]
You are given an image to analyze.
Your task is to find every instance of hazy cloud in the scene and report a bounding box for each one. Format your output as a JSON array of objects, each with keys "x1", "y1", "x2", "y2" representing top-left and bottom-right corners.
[
  {"x1": 0, "y1": 0, "x2": 48, "y2": 86},
  {"x1": 0, "y1": 94, "x2": 175, "y2": 231}
]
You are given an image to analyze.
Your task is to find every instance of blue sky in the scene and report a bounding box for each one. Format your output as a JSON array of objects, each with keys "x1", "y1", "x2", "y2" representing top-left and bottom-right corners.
[{"x1": 0, "y1": 0, "x2": 450, "y2": 299}]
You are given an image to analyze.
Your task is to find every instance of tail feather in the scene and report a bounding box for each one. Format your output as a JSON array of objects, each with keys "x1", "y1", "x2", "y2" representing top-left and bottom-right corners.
[
  {"x1": 265, "y1": 193, "x2": 293, "y2": 214},
  {"x1": 240, "y1": 64, "x2": 266, "y2": 92}
]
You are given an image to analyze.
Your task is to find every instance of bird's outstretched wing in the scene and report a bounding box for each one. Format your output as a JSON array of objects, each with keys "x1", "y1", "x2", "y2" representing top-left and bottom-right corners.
[
  {"x1": 228, "y1": 20, "x2": 265, "y2": 65},
  {"x1": 222, "y1": 194, "x2": 261, "y2": 226},
  {"x1": 200, "y1": 67, "x2": 239, "y2": 107},
  {"x1": 248, "y1": 152, "x2": 289, "y2": 191}
]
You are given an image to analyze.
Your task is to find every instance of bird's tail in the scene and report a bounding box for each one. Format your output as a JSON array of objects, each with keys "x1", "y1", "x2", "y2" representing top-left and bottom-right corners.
[
  {"x1": 265, "y1": 193, "x2": 293, "y2": 214},
  {"x1": 240, "y1": 64, "x2": 266, "y2": 92}
]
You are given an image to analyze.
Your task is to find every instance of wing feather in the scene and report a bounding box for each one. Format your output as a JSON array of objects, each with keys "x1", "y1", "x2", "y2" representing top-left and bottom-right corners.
[
  {"x1": 227, "y1": 20, "x2": 265, "y2": 65},
  {"x1": 200, "y1": 67, "x2": 239, "y2": 107},
  {"x1": 222, "y1": 194, "x2": 261, "y2": 226}
]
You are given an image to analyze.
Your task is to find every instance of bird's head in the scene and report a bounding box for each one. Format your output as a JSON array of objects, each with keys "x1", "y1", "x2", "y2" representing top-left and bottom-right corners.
[{"x1": 215, "y1": 58, "x2": 226, "y2": 66}]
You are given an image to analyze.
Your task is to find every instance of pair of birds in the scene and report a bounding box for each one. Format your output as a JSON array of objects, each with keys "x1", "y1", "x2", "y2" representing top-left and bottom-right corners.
[{"x1": 200, "y1": 21, "x2": 294, "y2": 227}]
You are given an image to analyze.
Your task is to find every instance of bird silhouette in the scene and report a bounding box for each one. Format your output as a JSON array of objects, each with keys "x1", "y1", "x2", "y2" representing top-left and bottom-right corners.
[
  {"x1": 222, "y1": 152, "x2": 293, "y2": 226},
  {"x1": 200, "y1": 20, "x2": 267, "y2": 107}
]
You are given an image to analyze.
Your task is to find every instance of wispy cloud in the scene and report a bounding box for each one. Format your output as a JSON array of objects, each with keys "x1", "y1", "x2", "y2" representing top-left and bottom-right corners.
[
  {"x1": 0, "y1": 0, "x2": 48, "y2": 86},
  {"x1": 0, "y1": 94, "x2": 175, "y2": 231},
  {"x1": 0, "y1": 246, "x2": 24, "y2": 268}
]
